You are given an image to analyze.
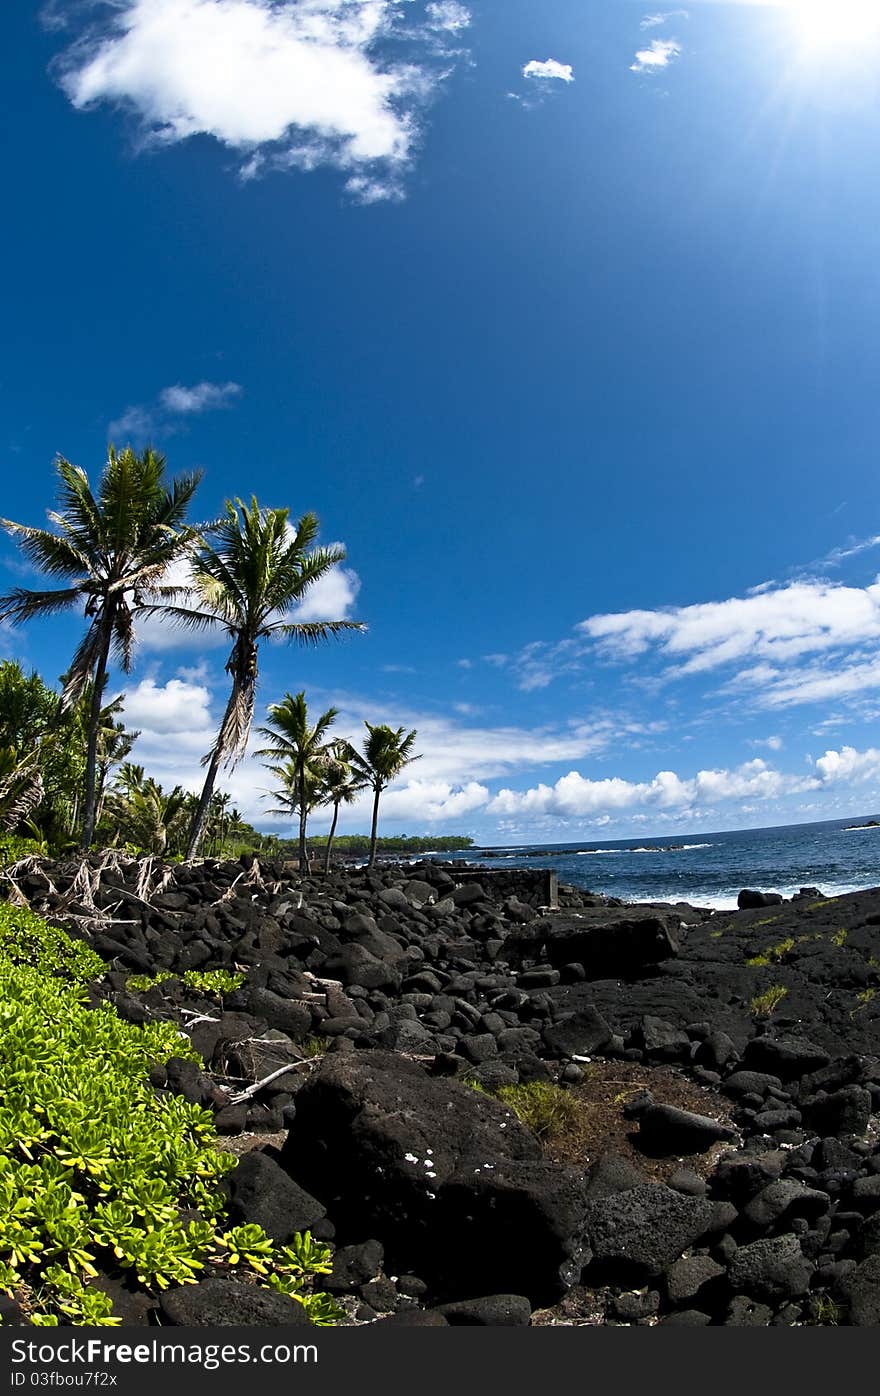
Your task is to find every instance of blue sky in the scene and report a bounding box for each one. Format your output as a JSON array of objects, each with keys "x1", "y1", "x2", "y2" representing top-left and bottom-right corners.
[{"x1": 5, "y1": 0, "x2": 880, "y2": 843}]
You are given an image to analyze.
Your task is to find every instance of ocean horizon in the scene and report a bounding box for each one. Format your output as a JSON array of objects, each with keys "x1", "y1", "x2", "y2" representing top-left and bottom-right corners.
[{"x1": 437, "y1": 812, "x2": 880, "y2": 910}]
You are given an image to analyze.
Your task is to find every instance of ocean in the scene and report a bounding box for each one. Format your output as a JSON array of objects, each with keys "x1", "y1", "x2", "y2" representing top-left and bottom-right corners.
[{"x1": 441, "y1": 814, "x2": 880, "y2": 910}]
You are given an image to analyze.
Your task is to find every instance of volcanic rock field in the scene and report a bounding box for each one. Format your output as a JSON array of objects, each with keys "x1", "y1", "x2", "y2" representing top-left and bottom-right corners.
[{"x1": 11, "y1": 851, "x2": 880, "y2": 1327}]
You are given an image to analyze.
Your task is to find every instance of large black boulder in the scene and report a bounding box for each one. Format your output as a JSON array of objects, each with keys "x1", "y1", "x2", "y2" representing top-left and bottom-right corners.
[
  {"x1": 737, "y1": 890, "x2": 784, "y2": 910},
  {"x1": 434, "y1": 1160, "x2": 591, "y2": 1302},
  {"x1": 844, "y1": 1254, "x2": 880, "y2": 1325},
  {"x1": 727, "y1": 1235, "x2": 813, "y2": 1303},
  {"x1": 160, "y1": 1278, "x2": 313, "y2": 1326},
  {"x1": 222, "y1": 1150, "x2": 326, "y2": 1242},
  {"x1": 516, "y1": 910, "x2": 680, "y2": 978},
  {"x1": 280, "y1": 1052, "x2": 588, "y2": 1302},
  {"x1": 743, "y1": 1035, "x2": 830, "y2": 1080},
  {"x1": 542, "y1": 1006, "x2": 612, "y2": 1057},
  {"x1": 584, "y1": 1183, "x2": 717, "y2": 1280},
  {"x1": 636, "y1": 1103, "x2": 736, "y2": 1156}
]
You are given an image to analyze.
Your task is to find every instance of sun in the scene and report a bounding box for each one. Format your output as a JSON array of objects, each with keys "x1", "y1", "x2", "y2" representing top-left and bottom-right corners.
[{"x1": 793, "y1": 0, "x2": 880, "y2": 48}]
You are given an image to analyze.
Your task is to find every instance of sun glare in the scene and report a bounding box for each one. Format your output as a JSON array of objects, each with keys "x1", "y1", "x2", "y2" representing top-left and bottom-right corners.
[{"x1": 793, "y1": 0, "x2": 880, "y2": 49}]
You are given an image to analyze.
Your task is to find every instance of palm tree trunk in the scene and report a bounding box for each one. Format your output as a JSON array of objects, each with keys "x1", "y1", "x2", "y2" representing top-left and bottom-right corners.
[
  {"x1": 80, "y1": 621, "x2": 113, "y2": 851},
  {"x1": 324, "y1": 801, "x2": 340, "y2": 873},
  {"x1": 186, "y1": 685, "x2": 238, "y2": 860},
  {"x1": 368, "y1": 783, "x2": 381, "y2": 867},
  {"x1": 298, "y1": 790, "x2": 308, "y2": 874}
]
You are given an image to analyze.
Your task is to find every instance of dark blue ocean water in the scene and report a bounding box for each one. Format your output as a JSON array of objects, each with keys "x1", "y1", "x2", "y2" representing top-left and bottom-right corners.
[{"x1": 437, "y1": 815, "x2": 880, "y2": 910}]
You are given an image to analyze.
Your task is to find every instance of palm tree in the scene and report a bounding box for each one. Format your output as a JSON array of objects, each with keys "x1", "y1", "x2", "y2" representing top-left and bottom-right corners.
[
  {"x1": 106, "y1": 771, "x2": 188, "y2": 856},
  {"x1": 206, "y1": 790, "x2": 232, "y2": 856},
  {"x1": 261, "y1": 756, "x2": 326, "y2": 871},
  {"x1": 319, "y1": 742, "x2": 368, "y2": 872},
  {"x1": 352, "y1": 723, "x2": 419, "y2": 867},
  {"x1": 86, "y1": 685, "x2": 140, "y2": 827},
  {"x1": 151, "y1": 498, "x2": 365, "y2": 859},
  {"x1": 0, "y1": 449, "x2": 202, "y2": 848},
  {"x1": 257, "y1": 691, "x2": 340, "y2": 871}
]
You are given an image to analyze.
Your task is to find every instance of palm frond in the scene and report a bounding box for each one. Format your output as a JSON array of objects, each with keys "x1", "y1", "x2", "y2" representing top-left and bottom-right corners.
[
  {"x1": 0, "y1": 585, "x2": 83, "y2": 625},
  {"x1": 266, "y1": 619, "x2": 366, "y2": 645},
  {"x1": 0, "y1": 522, "x2": 92, "y2": 581},
  {"x1": 60, "y1": 620, "x2": 107, "y2": 709}
]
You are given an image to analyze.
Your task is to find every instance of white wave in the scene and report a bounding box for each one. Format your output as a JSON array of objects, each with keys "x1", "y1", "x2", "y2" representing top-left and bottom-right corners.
[
  {"x1": 578, "y1": 842, "x2": 714, "y2": 856},
  {"x1": 662, "y1": 878, "x2": 878, "y2": 913}
]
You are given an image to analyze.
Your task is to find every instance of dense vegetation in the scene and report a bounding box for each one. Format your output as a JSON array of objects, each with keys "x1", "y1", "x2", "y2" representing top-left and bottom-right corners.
[
  {"x1": 0, "y1": 904, "x2": 340, "y2": 1325},
  {"x1": 305, "y1": 834, "x2": 474, "y2": 854}
]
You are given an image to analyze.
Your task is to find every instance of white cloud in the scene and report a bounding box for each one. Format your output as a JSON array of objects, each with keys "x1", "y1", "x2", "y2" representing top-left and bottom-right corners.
[
  {"x1": 522, "y1": 58, "x2": 574, "y2": 83},
  {"x1": 640, "y1": 10, "x2": 689, "y2": 28},
  {"x1": 380, "y1": 778, "x2": 489, "y2": 822},
  {"x1": 425, "y1": 2, "x2": 471, "y2": 33},
  {"x1": 489, "y1": 756, "x2": 814, "y2": 819},
  {"x1": 753, "y1": 734, "x2": 783, "y2": 751},
  {"x1": 581, "y1": 578, "x2": 880, "y2": 675},
  {"x1": 111, "y1": 684, "x2": 644, "y2": 826},
  {"x1": 109, "y1": 378, "x2": 242, "y2": 441},
  {"x1": 805, "y1": 534, "x2": 880, "y2": 569},
  {"x1": 158, "y1": 381, "x2": 242, "y2": 414},
  {"x1": 111, "y1": 664, "x2": 880, "y2": 831},
  {"x1": 737, "y1": 655, "x2": 880, "y2": 709},
  {"x1": 106, "y1": 405, "x2": 156, "y2": 441},
  {"x1": 57, "y1": 0, "x2": 467, "y2": 200},
  {"x1": 630, "y1": 38, "x2": 682, "y2": 71},
  {"x1": 814, "y1": 745, "x2": 880, "y2": 786},
  {"x1": 120, "y1": 676, "x2": 214, "y2": 733},
  {"x1": 323, "y1": 709, "x2": 640, "y2": 787}
]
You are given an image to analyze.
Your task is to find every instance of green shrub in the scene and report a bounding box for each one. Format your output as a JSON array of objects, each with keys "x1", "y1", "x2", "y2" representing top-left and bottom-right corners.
[
  {"x1": 0, "y1": 836, "x2": 47, "y2": 867},
  {"x1": 0, "y1": 911, "x2": 340, "y2": 1326},
  {"x1": 126, "y1": 969, "x2": 246, "y2": 998},
  {"x1": 181, "y1": 969, "x2": 245, "y2": 996},
  {"x1": 0, "y1": 904, "x2": 105, "y2": 984},
  {"x1": 125, "y1": 970, "x2": 176, "y2": 993}
]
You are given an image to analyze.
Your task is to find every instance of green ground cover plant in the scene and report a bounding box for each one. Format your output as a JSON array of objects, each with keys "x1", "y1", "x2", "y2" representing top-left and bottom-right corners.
[
  {"x1": 0, "y1": 905, "x2": 340, "y2": 1325},
  {"x1": 126, "y1": 969, "x2": 245, "y2": 997}
]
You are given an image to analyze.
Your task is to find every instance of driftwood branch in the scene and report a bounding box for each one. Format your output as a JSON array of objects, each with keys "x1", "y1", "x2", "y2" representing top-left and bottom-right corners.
[{"x1": 228, "y1": 1058, "x2": 313, "y2": 1103}]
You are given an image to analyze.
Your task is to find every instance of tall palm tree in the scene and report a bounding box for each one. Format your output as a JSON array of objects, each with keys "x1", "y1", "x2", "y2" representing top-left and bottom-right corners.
[
  {"x1": 152, "y1": 498, "x2": 365, "y2": 859},
  {"x1": 352, "y1": 723, "x2": 419, "y2": 867},
  {"x1": 0, "y1": 449, "x2": 202, "y2": 848},
  {"x1": 319, "y1": 742, "x2": 368, "y2": 872},
  {"x1": 257, "y1": 691, "x2": 340, "y2": 871}
]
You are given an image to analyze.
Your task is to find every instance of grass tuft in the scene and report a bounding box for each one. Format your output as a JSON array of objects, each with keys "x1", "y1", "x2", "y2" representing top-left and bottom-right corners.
[
  {"x1": 495, "y1": 1081, "x2": 581, "y2": 1142},
  {"x1": 750, "y1": 984, "x2": 789, "y2": 1017}
]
